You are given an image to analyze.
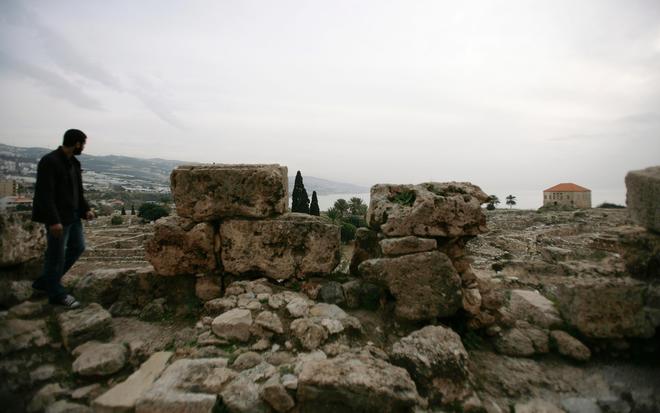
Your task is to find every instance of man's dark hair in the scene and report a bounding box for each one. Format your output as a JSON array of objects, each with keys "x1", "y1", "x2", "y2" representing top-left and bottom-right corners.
[{"x1": 62, "y1": 129, "x2": 87, "y2": 147}]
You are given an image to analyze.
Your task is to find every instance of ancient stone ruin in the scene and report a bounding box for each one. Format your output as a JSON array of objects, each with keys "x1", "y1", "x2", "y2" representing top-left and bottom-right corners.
[
  {"x1": 146, "y1": 164, "x2": 340, "y2": 282},
  {"x1": 1, "y1": 162, "x2": 659, "y2": 413}
]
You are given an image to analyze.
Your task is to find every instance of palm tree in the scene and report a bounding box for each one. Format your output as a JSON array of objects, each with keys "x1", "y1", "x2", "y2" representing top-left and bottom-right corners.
[
  {"x1": 326, "y1": 207, "x2": 340, "y2": 223},
  {"x1": 486, "y1": 195, "x2": 500, "y2": 210},
  {"x1": 506, "y1": 195, "x2": 517, "y2": 209},
  {"x1": 348, "y1": 197, "x2": 367, "y2": 216},
  {"x1": 333, "y1": 199, "x2": 349, "y2": 218}
]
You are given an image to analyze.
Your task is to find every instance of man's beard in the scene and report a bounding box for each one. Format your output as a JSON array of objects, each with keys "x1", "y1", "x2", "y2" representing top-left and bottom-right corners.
[{"x1": 73, "y1": 147, "x2": 82, "y2": 155}]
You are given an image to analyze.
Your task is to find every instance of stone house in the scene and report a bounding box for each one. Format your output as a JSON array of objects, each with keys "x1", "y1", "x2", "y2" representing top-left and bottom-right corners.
[{"x1": 543, "y1": 183, "x2": 591, "y2": 208}]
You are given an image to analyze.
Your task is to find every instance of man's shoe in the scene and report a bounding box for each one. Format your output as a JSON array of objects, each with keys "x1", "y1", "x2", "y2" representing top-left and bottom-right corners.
[{"x1": 51, "y1": 294, "x2": 81, "y2": 309}]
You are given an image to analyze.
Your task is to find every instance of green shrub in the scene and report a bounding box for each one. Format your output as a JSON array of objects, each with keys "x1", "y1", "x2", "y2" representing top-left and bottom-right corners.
[
  {"x1": 341, "y1": 222, "x2": 357, "y2": 243},
  {"x1": 346, "y1": 214, "x2": 367, "y2": 228},
  {"x1": 597, "y1": 202, "x2": 625, "y2": 209},
  {"x1": 110, "y1": 215, "x2": 123, "y2": 225},
  {"x1": 138, "y1": 203, "x2": 170, "y2": 222}
]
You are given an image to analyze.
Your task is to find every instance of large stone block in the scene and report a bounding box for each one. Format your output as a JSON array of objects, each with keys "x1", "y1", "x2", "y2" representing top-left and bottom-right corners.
[
  {"x1": 0, "y1": 212, "x2": 45, "y2": 268},
  {"x1": 57, "y1": 303, "x2": 113, "y2": 352},
  {"x1": 220, "y1": 213, "x2": 340, "y2": 280},
  {"x1": 297, "y1": 352, "x2": 421, "y2": 413},
  {"x1": 626, "y1": 166, "x2": 660, "y2": 232},
  {"x1": 145, "y1": 216, "x2": 217, "y2": 276},
  {"x1": 390, "y1": 326, "x2": 472, "y2": 405},
  {"x1": 171, "y1": 164, "x2": 288, "y2": 221},
  {"x1": 367, "y1": 182, "x2": 489, "y2": 237},
  {"x1": 556, "y1": 278, "x2": 657, "y2": 338},
  {"x1": 93, "y1": 352, "x2": 173, "y2": 413},
  {"x1": 135, "y1": 358, "x2": 227, "y2": 413},
  {"x1": 358, "y1": 251, "x2": 462, "y2": 322}
]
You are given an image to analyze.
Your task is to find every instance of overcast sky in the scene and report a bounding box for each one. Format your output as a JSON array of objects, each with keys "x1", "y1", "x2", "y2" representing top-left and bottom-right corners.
[{"x1": 1, "y1": 0, "x2": 658, "y2": 197}]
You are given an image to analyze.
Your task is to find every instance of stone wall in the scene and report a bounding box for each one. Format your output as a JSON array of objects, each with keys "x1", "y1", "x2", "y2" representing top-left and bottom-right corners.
[
  {"x1": 354, "y1": 182, "x2": 495, "y2": 325},
  {"x1": 146, "y1": 164, "x2": 341, "y2": 292}
]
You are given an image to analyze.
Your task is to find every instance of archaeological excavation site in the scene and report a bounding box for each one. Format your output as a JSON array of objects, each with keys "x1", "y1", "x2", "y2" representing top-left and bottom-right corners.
[{"x1": 1, "y1": 164, "x2": 659, "y2": 413}]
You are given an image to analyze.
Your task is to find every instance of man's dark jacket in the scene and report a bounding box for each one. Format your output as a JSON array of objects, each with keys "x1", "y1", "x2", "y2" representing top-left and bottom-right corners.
[{"x1": 32, "y1": 147, "x2": 90, "y2": 226}]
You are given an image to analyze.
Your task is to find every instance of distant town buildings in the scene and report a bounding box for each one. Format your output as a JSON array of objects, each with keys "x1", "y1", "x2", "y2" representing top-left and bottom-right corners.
[
  {"x1": 543, "y1": 183, "x2": 591, "y2": 208},
  {"x1": 0, "y1": 179, "x2": 18, "y2": 197}
]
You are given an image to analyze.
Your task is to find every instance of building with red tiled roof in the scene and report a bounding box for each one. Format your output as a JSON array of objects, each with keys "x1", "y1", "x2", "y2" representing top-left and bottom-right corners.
[{"x1": 543, "y1": 183, "x2": 591, "y2": 208}]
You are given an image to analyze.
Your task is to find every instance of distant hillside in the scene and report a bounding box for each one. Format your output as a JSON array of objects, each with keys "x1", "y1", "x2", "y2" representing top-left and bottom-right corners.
[
  {"x1": 0, "y1": 143, "x2": 368, "y2": 194},
  {"x1": 288, "y1": 175, "x2": 369, "y2": 195}
]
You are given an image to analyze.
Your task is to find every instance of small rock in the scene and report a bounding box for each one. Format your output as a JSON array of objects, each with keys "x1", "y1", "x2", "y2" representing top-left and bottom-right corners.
[
  {"x1": 70, "y1": 383, "x2": 102, "y2": 401},
  {"x1": 241, "y1": 361, "x2": 278, "y2": 383},
  {"x1": 72, "y1": 342, "x2": 127, "y2": 376},
  {"x1": 268, "y1": 294, "x2": 286, "y2": 309},
  {"x1": 212, "y1": 308, "x2": 253, "y2": 342},
  {"x1": 286, "y1": 298, "x2": 310, "y2": 318},
  {"x1": 281, "y1": 373, "x2": 298, "y2": 390},
  {"x1": 550, "y1": 330, "x2": 591, "y2": 361},
  {"x1": 0, "y1": 318, "x2": 51, "y2": 355},
  {"x1": 261, "y1": 374, "x2": 295, "y2": 413},
  {"x1": 266, "y1": 351, "x2": 295, "y2": 366},
  {"x1": 318, "y1": 281, "x2": 346, "y2": 306},
  {"x1": 202, "y1": 367, "x2": 237, "y2": 393},
  {"x1": 27, "y1": 383, "x2": 67, "y2": 413},
  {"x1": 255, "y1": 311, "x2": 284, "y2": 334},
  {"x1": 204, "y1": 296, "x2": 238, "y2": 314},
  {"x1": 320, "y1": 318, "x2": 344, "y2": 335},
  {"x1": 252, "y1": 338, "x2": 271, "y2": 351},
  {"x1": 30, "y1": 364, "x2": 59, "y2": 384},
  {"x1": 220, "y1": 376, "x2": 269, "y2": 413},
  {"x1": 233, "y1": 351, "x2": 263, "y2": 370},
  {"x1": 291, "y1": 318, "x2": 328, "y2": 350},
  {"x1": 8, "y1": 300, "x2": 46, "y2": 319}
]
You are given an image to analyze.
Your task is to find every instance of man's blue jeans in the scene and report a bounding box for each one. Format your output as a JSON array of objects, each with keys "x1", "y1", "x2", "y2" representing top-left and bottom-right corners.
[{"x1": 33, "y1": 216, "x2": 85, "y2": 301}]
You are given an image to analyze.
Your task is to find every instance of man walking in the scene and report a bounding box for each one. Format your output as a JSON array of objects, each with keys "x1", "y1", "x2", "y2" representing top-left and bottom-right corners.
[{"x1": 32, "y1": 129, "x2": 94, "y2": 308}]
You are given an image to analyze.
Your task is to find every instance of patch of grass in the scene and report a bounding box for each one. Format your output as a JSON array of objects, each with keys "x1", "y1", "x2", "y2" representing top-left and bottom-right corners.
[
  {"x1": 279, "y1": 364, "x2": 294, "y2": 375},
  {"x1": 390, "y1": 191, "x2": 416, "y2": 206},
  {"x1": 45, "y1": 316, "x2": 61, "y2": 342}
]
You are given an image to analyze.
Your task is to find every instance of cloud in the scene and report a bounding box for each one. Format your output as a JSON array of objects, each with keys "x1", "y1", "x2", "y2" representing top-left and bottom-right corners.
[
  {"x1": 0, "y1": 52, "x2": 103, "y2": 110},
  {"x1": 130, "y1": 75, "x2": 185, "y2": 129}
]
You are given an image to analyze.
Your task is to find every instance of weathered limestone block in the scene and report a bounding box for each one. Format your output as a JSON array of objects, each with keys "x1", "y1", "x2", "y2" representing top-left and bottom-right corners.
[
  {"x1": 72, "y1": 342, "x2": 127, "y2": 377},
  {"x1": 0, "y1": 212, "x2": 45, "y2": 267},
  {"x1": 366, "y1": 182, "x2": 489, "y2": 237},
  {"x1": 93, "y1": 352, "x2": 173, "y2": 413},
  {"x1": 390, "y1": 325, "x2": 472, "y2": 404},
  {"x1": 359, "y1": 251, "x2": 462, "y2": 321},
  {"x1": 221, "y1": 213, "x2": 340, "y2": 280},
  {"x1": 261, "y1": 374, "x2": 295, "y2": 413},
  {"x1": 556, "y1": 278, "x2": 657, "y2": 338},
  {"x1": 494, "y1": 323, "x2": 549, "y2": 357},
  {"x1": 171, "y1": 164, "x2": 288, "y2": 221},
  {"x1": 349, "y1": 228, "x2": 382, "y2": 274},
  {"x1": 0, "y1": 318, "x2": 50, "y2": 355},
  {"x1": 136, "y1": 358, "x2": 227, "y2": 413},
  {"x1": 626, "y1": 165, "x2": 660, "y2": 232},
  {"x1": 220, "y1": 376, "x2": 269, "y2": 413},
  {"x1": 211, "y1": 308, "x2": 253, "y2": 342},
  {"x1": 506, "y1": 289, "x2": 562, "y2": 329},
  {"x1": 145, "y1": 216, "x2": 217, "y2": 276},
  {"x1": 297, "y1": 352, "x2": 421, "y2": 413},
  {"x1": 57, "y1": 303, "x2": 113, "y2": 352},
  {"x1": 550, "y1": 330, "x2": 591, "y2": 362},
  {"x1": 380, "y1": 236, "x2": 437, "y2": 256}
]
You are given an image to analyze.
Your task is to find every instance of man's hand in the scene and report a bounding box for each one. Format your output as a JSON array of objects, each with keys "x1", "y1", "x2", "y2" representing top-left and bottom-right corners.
[
  {"x1": 49, "y1": 223, "x2": 63, "y2": 238},
  {"x1": 85, "y1": 211, "x2": 95, "y2": 220}
]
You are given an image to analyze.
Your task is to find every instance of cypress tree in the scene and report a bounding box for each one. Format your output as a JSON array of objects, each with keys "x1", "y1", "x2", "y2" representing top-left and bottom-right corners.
[
  {"x1": 291, "y1": 171, "x2": 310, "y2": 213},
  {"x1": 310, "y1": 191, "x2": 320, "y2": 216}
]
